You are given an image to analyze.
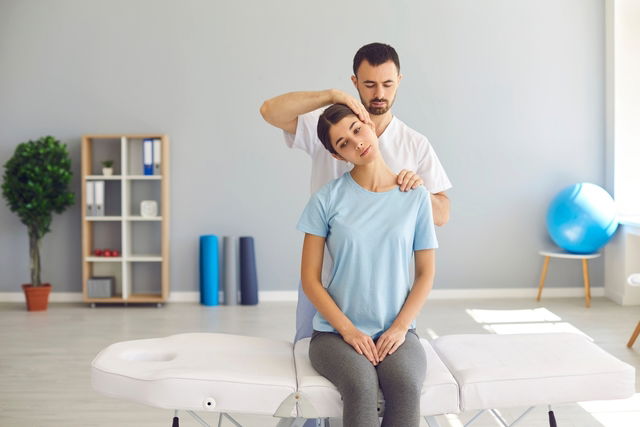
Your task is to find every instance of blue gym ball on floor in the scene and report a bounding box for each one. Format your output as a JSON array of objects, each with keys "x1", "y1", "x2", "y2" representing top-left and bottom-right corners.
[{"x1": 546, "y1": 183, "x2": 619, "y2": 254}]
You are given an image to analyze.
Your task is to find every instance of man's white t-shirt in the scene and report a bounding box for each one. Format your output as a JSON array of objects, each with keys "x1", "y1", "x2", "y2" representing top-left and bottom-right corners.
[
  {"x1": 285, "y1": 108, "x2": 452, "y2": 286},
  {"x1": 284, "y1": 108, "x2": 452, "y2": 194}
]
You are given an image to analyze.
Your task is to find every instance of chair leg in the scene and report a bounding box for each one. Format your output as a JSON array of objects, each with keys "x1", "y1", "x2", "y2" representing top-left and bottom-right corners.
[
  {"x1": 582, "y1": 259, "x2": 591, "y2": 308},
  {"x1": 537, "y1": 256, "x2": 550, "y2": 301},
  {"x1": 627, "y1": 321, "x2": 640, "y2": 348},
  {"x1": 548, "y1": 409, "x2": 557, "y2": 427}
]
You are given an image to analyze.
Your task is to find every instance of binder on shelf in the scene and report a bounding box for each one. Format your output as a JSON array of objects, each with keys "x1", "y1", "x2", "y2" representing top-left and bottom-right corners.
[
  {"x1": 153, "y1": 138, "x2": 161, "y2": 175},
  {"x1": 143, "y1": 139, "x2": 153, "y2": 175},
  {"x1": 94, "y1": 180, "x2": 105, "y2": 216},
  {"x1": 86, "y1": 181, "x2": 94, "y2": 216}
]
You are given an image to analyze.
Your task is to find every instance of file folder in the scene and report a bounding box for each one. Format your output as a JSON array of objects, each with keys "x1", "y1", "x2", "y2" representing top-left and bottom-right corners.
[
  {"x1": 153, "y1": 138, "x2": 161, "y2": 175},
  {"x1": 143, "y1": 139, "x2": 153, "y2": 175},
  {"x1": 94, "y1": 180, "x2": 105, "y2": 216},
  {"x1": 86, "y1": 181, "x2": 94, "y2": 216}
]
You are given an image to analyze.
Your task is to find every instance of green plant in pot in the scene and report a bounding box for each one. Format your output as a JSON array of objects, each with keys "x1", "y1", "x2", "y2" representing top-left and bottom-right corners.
[
  {"x1": 1, "y1": 136, "x2": 75, "y2": 311},
  {"x1": 101, "y1": 159, "x2": 114, "y2": 176}
]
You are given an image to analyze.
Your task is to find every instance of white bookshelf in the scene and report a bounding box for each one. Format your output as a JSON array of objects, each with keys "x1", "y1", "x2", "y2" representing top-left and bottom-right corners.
[{"x1": 81, "y1": 135, "x2": 170, "y2": 305}]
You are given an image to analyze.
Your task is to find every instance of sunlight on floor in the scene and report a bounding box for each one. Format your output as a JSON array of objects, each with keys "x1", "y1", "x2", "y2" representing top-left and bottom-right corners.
[
  {"x1": 483, "y1": 321, "x2": 590, "y2": 338},
  {"x1": 465, "y1": 307, "x2": 592, "y2": 339},
  {"x1": 466, "y1": 308, "x2": 561, "y2": 324},
  {"x1": 578, "y1": 393, "x2": 640, "y2": 427}
]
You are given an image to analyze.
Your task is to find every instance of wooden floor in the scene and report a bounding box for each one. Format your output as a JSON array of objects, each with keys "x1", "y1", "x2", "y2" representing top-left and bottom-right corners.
[{"x1": 1, "y1": 297, "x2": 639, "y2": 426}]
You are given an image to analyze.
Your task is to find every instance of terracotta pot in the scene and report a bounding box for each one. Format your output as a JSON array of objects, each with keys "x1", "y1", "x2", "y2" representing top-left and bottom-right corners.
[{"x1": 21, "y1": 283, "x2": 52, "y2": 311}]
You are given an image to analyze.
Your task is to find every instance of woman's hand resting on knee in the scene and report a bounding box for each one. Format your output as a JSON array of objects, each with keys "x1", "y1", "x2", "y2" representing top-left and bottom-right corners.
[
  {"x1": 342, "y1": 326, "x2": 380, "y2": 366},
  {"x1": 376, "y1": 326, "x2": 407, "y2": 361}
]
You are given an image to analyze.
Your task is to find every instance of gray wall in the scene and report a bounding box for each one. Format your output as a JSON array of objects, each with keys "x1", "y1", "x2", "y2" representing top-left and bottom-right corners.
[{"x1": 0, "y1": 0, "x2": 605, "y2": 294}]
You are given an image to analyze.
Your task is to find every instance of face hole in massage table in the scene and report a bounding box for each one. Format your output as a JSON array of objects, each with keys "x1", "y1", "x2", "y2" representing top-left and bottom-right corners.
[{"x1": 120, "y1": 350, "x2": 177, "y2": 362}]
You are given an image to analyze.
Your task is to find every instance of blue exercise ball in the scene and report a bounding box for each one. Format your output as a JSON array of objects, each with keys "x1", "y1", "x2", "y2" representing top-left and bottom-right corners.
[{"x1": 546, "y1": 183, "x2": 618, "y2": 254}]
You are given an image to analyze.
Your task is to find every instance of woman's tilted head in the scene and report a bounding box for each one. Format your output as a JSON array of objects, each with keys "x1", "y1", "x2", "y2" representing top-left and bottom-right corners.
[
  {"x1": 317, "y1": 104, "x2": 356, "y2": 155},
  {"x1": 317, "y1": 104, "x2": 378, "y2": 164}
]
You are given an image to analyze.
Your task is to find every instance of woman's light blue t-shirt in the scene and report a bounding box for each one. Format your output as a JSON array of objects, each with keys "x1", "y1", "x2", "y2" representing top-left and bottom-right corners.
[{"x1": 296, "y1": 172, "x2": 438, "y2": 338}]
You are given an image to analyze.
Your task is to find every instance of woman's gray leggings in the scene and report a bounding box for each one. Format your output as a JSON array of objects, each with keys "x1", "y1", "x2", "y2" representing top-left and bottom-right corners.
[{"x1": 309, "y1": 330, "x2": 426, "y2": 427}]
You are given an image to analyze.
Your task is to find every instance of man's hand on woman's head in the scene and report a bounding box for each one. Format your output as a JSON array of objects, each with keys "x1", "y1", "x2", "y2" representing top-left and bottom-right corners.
[
  {"x1": 329, "y1": 89, "x2": 373, "y2": 127},
  {"x1": 342, "y1": 326, "x2": 380, "y2": 366},
  {"x1": 397, "y1": 169, "x2": 424, "y2": 192}
]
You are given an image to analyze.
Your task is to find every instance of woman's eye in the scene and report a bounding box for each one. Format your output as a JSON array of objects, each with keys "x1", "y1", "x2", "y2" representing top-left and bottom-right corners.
[{"x1": 354, "y1": 127, "x2": 360, "y2": 134}]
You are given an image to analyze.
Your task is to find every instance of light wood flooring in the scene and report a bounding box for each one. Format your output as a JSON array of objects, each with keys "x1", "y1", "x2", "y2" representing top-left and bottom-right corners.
[{"x1": 1, "y1": 297, "x2": 639, "y2": 426}]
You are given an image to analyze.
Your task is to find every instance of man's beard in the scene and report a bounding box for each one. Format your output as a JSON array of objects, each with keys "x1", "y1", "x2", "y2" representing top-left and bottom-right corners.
[{"x1": 362, "y1": 95, "x2": 396, "y2": 115}]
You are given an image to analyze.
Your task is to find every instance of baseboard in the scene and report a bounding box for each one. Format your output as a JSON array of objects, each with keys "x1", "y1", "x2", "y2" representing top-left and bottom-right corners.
[{"x1": 0, "y1": 287, "x2": 605, "y2": 303}]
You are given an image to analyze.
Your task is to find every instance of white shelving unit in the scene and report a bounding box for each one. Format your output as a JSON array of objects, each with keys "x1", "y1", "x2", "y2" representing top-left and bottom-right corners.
[{"x1": 81, "y1": 135, "x2": 170, "y2": 305}]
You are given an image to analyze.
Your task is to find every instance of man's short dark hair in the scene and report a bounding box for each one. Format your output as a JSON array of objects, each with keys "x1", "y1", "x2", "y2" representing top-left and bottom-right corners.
[
  {"x1": 353, "y1": 42, "x2": 400, "y2": 76},
  {"x1": 317, "y1": 104, "x2": 357, "y2": 155}
]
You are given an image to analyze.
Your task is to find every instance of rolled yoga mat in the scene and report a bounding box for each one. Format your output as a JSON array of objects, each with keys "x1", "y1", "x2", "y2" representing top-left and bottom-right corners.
[
  {"x1": 222, "y1": 236, "x2": 239, "y2": 305},
  {"x1": 239, "y1": 236, "x2": 258, "y2": 305},
  {"x1": 199, "y1": 235, "x2": 220, "y2": 306}
]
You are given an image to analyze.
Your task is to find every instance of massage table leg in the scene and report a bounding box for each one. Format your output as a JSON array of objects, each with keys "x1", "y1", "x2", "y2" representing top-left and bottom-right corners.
[
  {"x1": 171, "y1": 410, "x2": 250, "y2": 427},
  {"x1": 463, "y1": 406, "x2": 539, "y2": 427},
  {"x1": 424, "y1": 415, "x2": 441, "y2": 426},
  {"x1": 548, "y1": 407, "x2": 557, "y2": 427}
]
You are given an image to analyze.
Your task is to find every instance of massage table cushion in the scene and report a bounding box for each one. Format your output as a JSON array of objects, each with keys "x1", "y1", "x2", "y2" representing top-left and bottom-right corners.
[{"x1": 432, "y1": 333, "x2": 636, "y2": 411}]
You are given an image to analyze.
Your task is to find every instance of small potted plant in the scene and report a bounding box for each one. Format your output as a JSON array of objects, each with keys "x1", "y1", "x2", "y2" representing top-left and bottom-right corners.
[
  {"x1": 101, "y1": 160, "x2": 114, "y2": 176},
  {"x1": 1, "y1": 136, "x2": 75, "y2": 311}
]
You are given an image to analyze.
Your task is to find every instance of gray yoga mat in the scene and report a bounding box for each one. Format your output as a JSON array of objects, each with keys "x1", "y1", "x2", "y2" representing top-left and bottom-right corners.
[{"x1": 222, "y1": 236, "x2": 239, "y2": 305}]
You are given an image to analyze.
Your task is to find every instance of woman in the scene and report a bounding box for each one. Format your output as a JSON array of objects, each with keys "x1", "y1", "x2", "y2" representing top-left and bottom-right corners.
[{"x1": 297, "y1": 104, "x2": 437, "y2": 426}]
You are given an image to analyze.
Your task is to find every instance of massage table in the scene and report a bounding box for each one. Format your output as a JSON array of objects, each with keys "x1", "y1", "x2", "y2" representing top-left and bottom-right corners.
[{"x1": 91, "y1": 332, "x2": 635, "y2": 426}]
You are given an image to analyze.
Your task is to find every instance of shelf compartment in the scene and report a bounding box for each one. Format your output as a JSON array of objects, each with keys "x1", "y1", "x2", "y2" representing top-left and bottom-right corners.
[
  {"x1": 86, "y1": 261, "x2": 123, "y2": 299},
  {"x1": 85, "y1": 179, "x2": 122, "y2": 217},
  {"x1": 127, "y1": 261, "x2": 163, "y2": 297},
  {"x1": 128, "y1": 180, "x2": 161, "y2": 217},
  {"x1": 126, "y1": 221, "x2": 161, "y2": 257},
  {"x1": 127, "y1": 137, "x2": 163, "y2": 176},
  {"x1": 85, "y1": 137, "x2": 123, "y2": 176},
  {"x1": 87, "y1": 221, "x2": 122, "y2": 258}
]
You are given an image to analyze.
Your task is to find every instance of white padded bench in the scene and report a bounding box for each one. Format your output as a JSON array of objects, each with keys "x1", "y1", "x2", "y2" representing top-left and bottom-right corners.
[{"x1": 91, "y1": 332, "x2": 636, "y2": 427}]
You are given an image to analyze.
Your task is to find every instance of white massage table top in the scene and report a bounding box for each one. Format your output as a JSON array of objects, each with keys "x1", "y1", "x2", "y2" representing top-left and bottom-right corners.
[
  {"x1": 92, "y1": 333, "x2": 297, "y2": 415},
  {"x1": 432, "y1": 333, "x2": 636, "y2": 411},
  {"x1": 91, "y1": 331, "x2": 636, "y2": 419}
]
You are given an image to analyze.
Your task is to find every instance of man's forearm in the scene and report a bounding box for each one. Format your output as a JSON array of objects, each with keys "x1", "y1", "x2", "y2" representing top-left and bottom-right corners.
[
  {"x1": 260, "y1": 90, "x2": 335, "y2": 130},
  {"x1": 431, "y1": 192, "x2": 450, "y2": 227}
]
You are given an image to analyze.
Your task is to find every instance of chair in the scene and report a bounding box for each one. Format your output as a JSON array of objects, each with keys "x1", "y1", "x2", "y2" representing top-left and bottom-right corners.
[{"x1": 536, "y1": 249, "x2": 600, "y2": 308}]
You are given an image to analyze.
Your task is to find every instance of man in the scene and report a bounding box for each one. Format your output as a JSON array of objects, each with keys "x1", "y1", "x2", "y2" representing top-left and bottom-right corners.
[{"x1": 260, "y1": 42, "x2": 451, "y2": 342}]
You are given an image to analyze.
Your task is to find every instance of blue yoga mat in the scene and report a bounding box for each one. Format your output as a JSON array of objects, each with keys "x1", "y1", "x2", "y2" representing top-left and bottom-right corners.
[
  {"x1": 239, "y1": 236, "x2": 258, "y2": 305},
  {"x1": 200, "y1": 235, "x2": 219, "y2": 306}
]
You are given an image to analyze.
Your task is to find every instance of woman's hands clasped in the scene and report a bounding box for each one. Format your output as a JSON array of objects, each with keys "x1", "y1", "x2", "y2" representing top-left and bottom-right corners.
[
  {"x1": 375, "y1": 326, "x2": 407, "y2": 362},
  {"x1": 342, "y1": 326, "x2": 381, "y2": 366},
  {"x1": 342, "y1": 325, "x2": 408, "y2": 365}
]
